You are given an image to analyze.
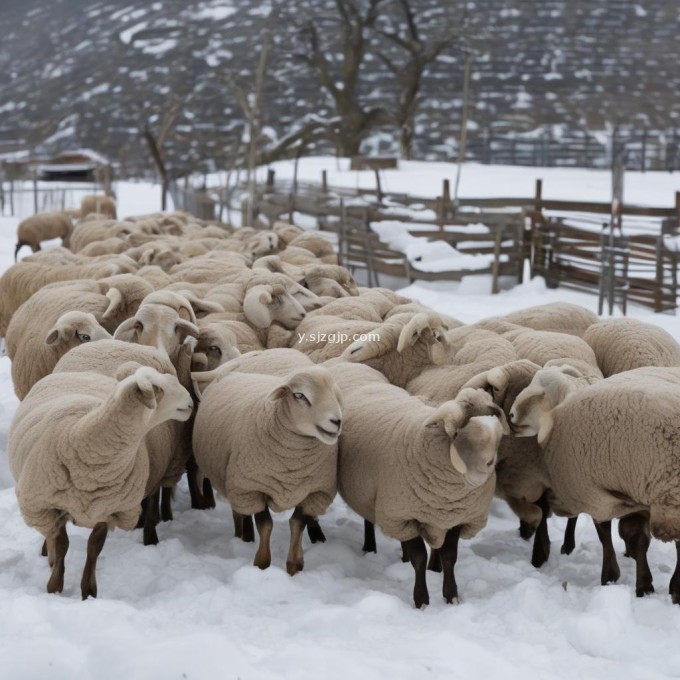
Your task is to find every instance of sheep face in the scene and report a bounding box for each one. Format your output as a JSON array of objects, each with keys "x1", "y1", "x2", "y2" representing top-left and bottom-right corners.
[
  {"x1": 424, "y1": 388, "x2": 506, "y2": 486},
  {"x1": 269, "y1": 367, "x2": 343, "y2": 445},
  {"x1": 192, "y1": 326, "x2": 241, "y2": 372},
  {"x1": 510, "y1": 367, "x2": 576, "y2": 441},
  {"x1": 247, "y1": 232, "x2": 279, "y2": 257},
  {"x1": 243, "y1": 284, "x2": 306, "y2": 330},
  {"x1": 118, "y1": 365, "x2": 194, "y2": 427},
  {"x1": 463, "y1": 360, "x2": 540, "y2": 420},
  {"x1": 45, "y1": 312, "x2": 112, "y2": 350},
  {"x1": 114, "y1": 305, "x2": 200, "y2": 357}
]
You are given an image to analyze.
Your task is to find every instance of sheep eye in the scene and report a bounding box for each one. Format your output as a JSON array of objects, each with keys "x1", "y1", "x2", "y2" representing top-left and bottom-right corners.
[
  {"x1": 491, "y1": 385, "x2": 499, "y2": 393},
  {"x1": 293, "y1": 392, "x2": 311, "y2": 406},
  {"x1": 77, "y1": 332, "x2": 91, "y2": 342},
  {"x1": 208, "y1": 345, "x2": 222, "y2": 356}
]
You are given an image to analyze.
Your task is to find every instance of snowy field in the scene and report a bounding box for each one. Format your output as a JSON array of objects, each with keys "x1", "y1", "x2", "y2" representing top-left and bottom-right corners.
[{"x1": 2, "y1": 167, "x2": 680, "y2": 679}]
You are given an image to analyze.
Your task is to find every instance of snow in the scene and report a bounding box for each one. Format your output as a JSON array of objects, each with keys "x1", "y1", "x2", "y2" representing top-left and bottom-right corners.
[{"x1": 2, "y1": 173, "x2": 680, "y2": 677}]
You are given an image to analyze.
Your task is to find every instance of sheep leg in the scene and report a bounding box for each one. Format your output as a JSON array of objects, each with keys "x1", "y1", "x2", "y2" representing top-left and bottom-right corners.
[
  {"x1": 519, "y1": 520, "x2": 536, "y2": 540},
  {"x1": 531, "y1": 492, "x2": 551, "y2": 568},
  {"x1": 439, "y1": 526, "x2": 461, "y2": 604},
  {"x1": 427, "y1": 548, "x2": 442, "y2": 573},
  {"x1": 160, "y1": 487, "x2": 173, "y2": 522},
  {"x1": 669, "y1": 542, "x2": 680, "y2": 605},
  {"x1": 232, "y1": 511, "x2": 255, "y2": 542},
  {"x1": 286, "y1": 507, "x2": 306, "y2": 576},
  {"x1": 202, "y1": 478, "x2": 216, "y2": 508},
  {"x1": 401, "y1": 537, "x2": 429, "y2": 609},
  {"x1": 80, "y1": 522, "x2": 108, "y2": 600},
  {"x1": 186, "y1": 455, "x2": 215, "y2": 510},
  {"x1": 593, "y1": 520, "x2": 620, "y2": 585},
  {"x1": 253, "y1": 508, "x2": 273, "y2": 570},
  {"x1": 143, "y1": 490, "x2": 160, "y2": 546},
  {"x1": 618, "y1": 513, "x2": 653, "y2": 597},
  {"x1": 41, "y1": 539, "x2": 48, "y2": 558},
  {"x1": 305, "y1": 515, "x2": 326, "y2": 544},
  {"x1": 135, "y1": 500, "x2": 146, "y2": 529},
  {"x1": 46, "y1": 525, "x2": 69, "y2": 594},
  {"x1": 362, "y1": 520, "x2": 377, "y2": 553},
  {"x1": 561, "y1": 516, "x2": 578, "y2": 555}
]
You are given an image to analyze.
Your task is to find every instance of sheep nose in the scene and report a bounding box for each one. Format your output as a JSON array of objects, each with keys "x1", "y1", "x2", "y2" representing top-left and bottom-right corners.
[
  {"x1": 330, "y1": 418, "x2": 341, "y2": 429},
  {"x1": 508, "y1": 412, "x2": 514, "y2": 422}
]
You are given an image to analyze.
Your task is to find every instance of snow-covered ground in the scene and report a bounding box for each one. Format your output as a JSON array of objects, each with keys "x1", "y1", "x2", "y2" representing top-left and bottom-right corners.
[{"x1": 2, "y1": 169, "x2": 680, "y2": 679}]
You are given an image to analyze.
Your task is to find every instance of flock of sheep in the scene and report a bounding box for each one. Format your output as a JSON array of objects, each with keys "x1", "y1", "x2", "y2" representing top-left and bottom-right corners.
[{"x1": 3, "y1": 195, "x2": 680, "y2": 608}]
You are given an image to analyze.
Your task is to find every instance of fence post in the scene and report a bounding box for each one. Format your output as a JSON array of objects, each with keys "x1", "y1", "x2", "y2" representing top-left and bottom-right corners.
[
  {"x1": 33, "y1": 172, "x2": 38, "y2": 214},
  {"x1": 534, "y1": 179, "x2": 543, "y2": 212},
  {"x1": 641, "y1": 128, "x2": 647, "y2": 173},
  {"x1": 675, "y1": 191, "x2": 680, "y2": 232},
  {"x1": 373, "y1": 168, "x2": 382, "y2": 203},
  {"x1": 266, "y1": 169, "x2": 275, "y2": 191},
  {"x1": 321, "y1": 170, "x2": 328, "y2": 193}
]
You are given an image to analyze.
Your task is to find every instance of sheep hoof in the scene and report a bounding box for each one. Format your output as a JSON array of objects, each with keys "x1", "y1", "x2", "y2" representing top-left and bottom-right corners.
[
  {"x1": 143, "y1": 530, "x2": 159, "y2": 546},
  {"x1": 46, "y1": 574, "x2": 64, "y2": 594},
  {"x1": 531, "y1": 542, "x2": 550, "y2": 569},
  {"x1": 81, "y1": 585, "x2": 97, "y2": 600},
  {"x1": 519, "y1": 521, "x2": 536, "y2": 541},
  {"x1": 636, "y1": 583, "x2": 654, "y2": 598},
  {"x1": 560, "y1": 543, "x2": 575, "y2": 555},
  {"x1": 445, "y1": 596, "x2": 460, "y2": 605},
  {"x1": 306, "y1": 523, "x2": 326, "y2": 544},
  {"x1": 414, "y1": 594, "x2": 429, "y2": 609},
  {"x1": 286, "y1": 560, "x2": 304, "y2": 576},
  {"x1": 670, "y1": 590, "x2": 680, "y2": 605},
  {"x1": 254, "y1": 554, "x2": 271, "y2": 570},
  {"x1": 601, "y1": 565, "x2": 621, "y2": 585}
]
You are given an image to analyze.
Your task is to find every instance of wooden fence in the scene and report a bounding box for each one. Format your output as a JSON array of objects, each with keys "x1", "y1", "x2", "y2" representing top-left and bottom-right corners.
[{"x1": 171, "y1": 175, "x2": 680, "y2": 313}]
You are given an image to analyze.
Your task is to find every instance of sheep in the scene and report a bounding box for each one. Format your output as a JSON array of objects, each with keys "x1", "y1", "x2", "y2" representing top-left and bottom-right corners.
[
  {"x1": 462, "y1": 358, "x2": 604, "y2": 566},
  {"x1": 53, "y1": 339, "x2": 194, "y2": 544},
  {"x1": 113, "y1": 291, "x2": 200, "y2": 358},
  {"x1": 8, "y1": 365, "x2": 193, "y2": 598},
  {"x1": 15, "y1": 211, "x2": 74, "y2": 260},
  {"x1": 69, "y1": 219, "x2": 134, "y2": 253},
  {"x1": 336, "y1": 384, "x2": 506, "y2": 607},
  {"x1": 21, "y1": 246, "x2": 81, "y2": 266},
  {"x1": 0, "y1": 261, "x2": 122, "y2": 337},
  {"x1": 191, "y1": 323, "x2": 242, "y2": 372},
  {"x1": 336, "y1": 312, "x2": 450, "y2": 388},
  {"x1": 193, "y1": 365, "x2": 343, "y2": 575},
  {"x1": 8, "y1": 311, "x2": 111, "y2": 400},
  {"x1": 504, "y1": 302, "x2": 598, "y2": 337},
  {"x1": 505, "y1": 329, "x2": 599, "y2": 368},
  {"x1": 272, "y1": 221, "x2": 304, "y2": 246},
  {"x1": 79, "y1": 193, "x2": 117, "y2": 219},
  {"x1": 298, "y1": 264, "x2": 359, "y2": 298},
  {"x1": 405, "y1": 335, "x2": 518, "y2": 405},
  {"x1": 583, "y1": 318, "x2": 680, "y2": 377},
  {"x1": 287, "y1": 232, "x2": 336, "y2": 263},
  {"x1": 510, "y1": 365, "x2": 680, "y2": 602},
  {"x1": 197, "y1": 316, "x2": 264, "y2": 354},
  {"x1": 78, "y1": 237, "x2": 130, "y2": 257}
]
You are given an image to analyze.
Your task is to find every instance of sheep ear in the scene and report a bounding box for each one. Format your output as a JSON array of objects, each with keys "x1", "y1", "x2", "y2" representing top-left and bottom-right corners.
[
  {"x1": 558, "y1": 365, "x2": 583, "y2": 379},
  {"x1": 461, "y1": 369, "x2": 492, "y2": 391},
  {"x1": 175, "y1": 319, "x2": 200, "y2": 341},
  {"x1": 538, "y1": 371, "x2": 573, "y2": 410},
  {"x1": 45, "y1": 320, "x2": 75, "y2": 346},
  {"x1": 268, "y1": 384, "x2": 290, "y2": 401},
  {"x1": 243, "y1": 286, "x2": 273, "y2": 329},
  {"x1": 133, "y1": 368, "x2": 159, "y2": 410},
  {"x1": 102, "y1": 287, "x2": 124, "y2": 320},
  {"x1": 397, "y1": 314, "x2": 430, "y2": 352},
  {"x1": 115, "y1": 361, "x2": 144, "y2": 381},
  {"x1": 114, "y1": 317, "x2": 141, "y2": 342},
  {"x1": 449, "y1": 443, "x2": 468, "y2": 476}
]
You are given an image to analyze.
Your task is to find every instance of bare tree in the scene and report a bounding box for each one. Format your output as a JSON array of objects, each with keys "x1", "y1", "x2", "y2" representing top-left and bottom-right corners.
[
  {"x1": 375, "y1": 1, "x2": 466, "y2": 159},
  {"x1": 294, "y1": 0, "x2": 391, "y2": 157}
]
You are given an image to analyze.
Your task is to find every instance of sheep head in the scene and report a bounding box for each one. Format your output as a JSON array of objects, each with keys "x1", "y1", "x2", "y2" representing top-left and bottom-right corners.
[
  {"x1": 192, "y1": 324, "x2": 241, "y2": 372},
  {"x1": 113, "y1": 304, "x2": 200, "y2": 357},
  {"x1": 423, "y1": 388, "x2": 506, "y2": 487},
  {"x1": 114, "y1": 364, "x2": 193, "y2": 427},
  {"x1": 462, "y1": 359, "x2": 541, "y2": 420},
  {"x1": 45, "y1": 312, "x2": 112, "y2": 350},
  {"x1": 509, "y1": 366, "x2": 583, "y2": 442},
  {"x1": 243, "y1": 283, "x2": 306, "y2": 329},
  {"x1": 268, "y1": 366, "x2": 343, "y2": 445}
]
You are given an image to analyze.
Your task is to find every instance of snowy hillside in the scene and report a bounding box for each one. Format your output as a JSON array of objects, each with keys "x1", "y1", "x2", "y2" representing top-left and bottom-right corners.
[{"x1": 2, "y1": 173, "x2": 680, "y2": 678}]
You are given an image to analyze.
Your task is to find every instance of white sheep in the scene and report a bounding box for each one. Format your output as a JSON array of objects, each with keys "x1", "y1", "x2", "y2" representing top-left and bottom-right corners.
[
  {"x1": 79, "y1": 193, "x2": 118, "y2": 219},
  {"x1": 510, "y1": 365, "x2": 680, "y2": 601},
  {"x1": 504, "y1": 302, "x2": 598, "y2": 337},
  {"x1": 15, "y1": 211, "x2": 74, "y2": 260},
  {"x1": 193, "y1": 365, "x2": 343, "y2": 575},
  {"x1": 583, "y1": 318, "x2": 680, "y2": 376},
  {"x1": 336, "y1": 384, "x2": 506, "y2": 607},
  {"x1": 8, "y1": 365, "x2": 193, "y2": 598}
]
